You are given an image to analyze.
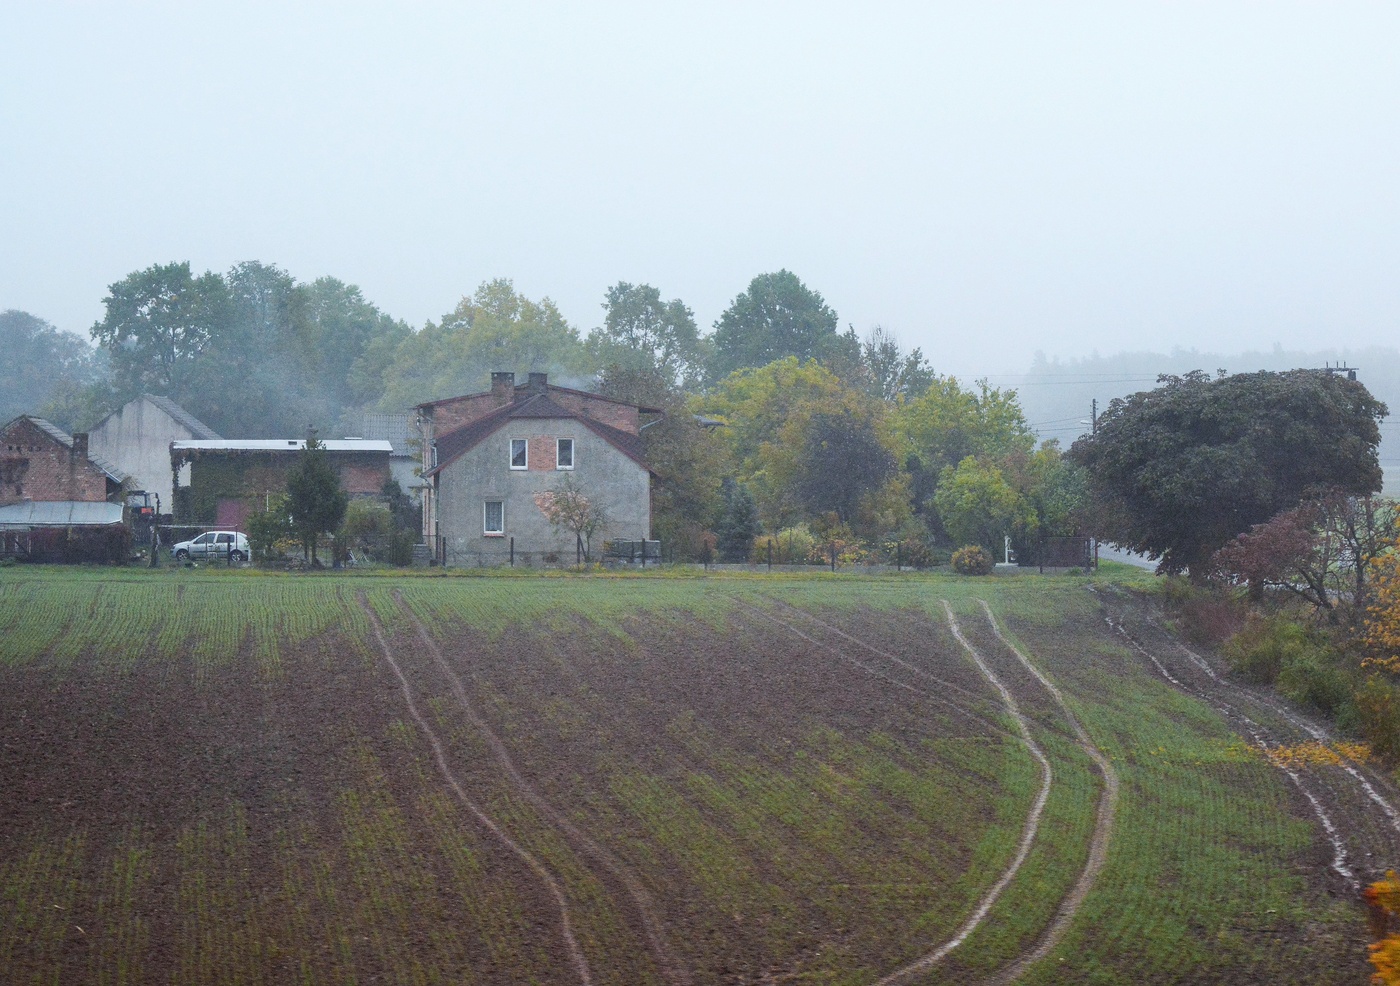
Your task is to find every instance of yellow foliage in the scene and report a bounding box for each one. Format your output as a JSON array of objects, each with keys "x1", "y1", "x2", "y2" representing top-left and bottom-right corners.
[
  {"x1": 1368, "y1": 872, "x2": 1400, "y2": 984},
  {"x1": 1364, "y1": 542, "x2": 1400, "y2": 674},
  {"x1": 1264, "y1": 741, "x2": 1370, "y2": 769}
]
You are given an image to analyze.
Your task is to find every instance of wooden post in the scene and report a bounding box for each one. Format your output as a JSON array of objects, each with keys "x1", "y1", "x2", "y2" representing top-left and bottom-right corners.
[
  {"x1": 510, "y1": 536, "x2": 514, "y2": 567},
  {"x1": 768, "y1": 540, "x2": 773, "y2": 572},
  {"x1": 830, "y1": 543, "x2": 836, "y2": 572}
]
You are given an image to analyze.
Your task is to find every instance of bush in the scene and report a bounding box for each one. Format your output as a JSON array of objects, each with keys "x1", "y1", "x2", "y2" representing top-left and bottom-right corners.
[
  {"x1": 751, "y1": 525, "x2": 817, "y2": 565},
  {"x1": 1357, "y1": 675, "x2": 1400, "y2": 762},
  {"x1": 1223, "y1": 613, "x2": 1310, "y2": 685},
  {"x1": 951, "y1": 545, "x2": 994, "y2": 576},
  {"x1": 1277, "y1": 655, "x2": 1353, "y2": 718}
]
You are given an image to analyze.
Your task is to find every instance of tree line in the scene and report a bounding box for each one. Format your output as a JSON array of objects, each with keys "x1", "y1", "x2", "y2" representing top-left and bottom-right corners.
[
  {"x1": 2, "y1": 262, "x2": 1086, "y2": 565},
  {"x1": 3, "y1": 260, "x2": 1392, "y2": 575}
]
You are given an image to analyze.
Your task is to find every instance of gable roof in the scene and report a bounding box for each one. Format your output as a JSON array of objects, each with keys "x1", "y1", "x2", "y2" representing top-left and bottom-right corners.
[
  {"x1": 141, "y1": 395, "x2": 221, "y2": 440},
  {"x1": 414, "y1": 382, "x2": 663, "y2": 415},
  {"x1": 425, "y1": 392, "x2": 652, "y2": 477},
  {"x1": 2, "y1": 416, "x2": 129, "y2": 484}
]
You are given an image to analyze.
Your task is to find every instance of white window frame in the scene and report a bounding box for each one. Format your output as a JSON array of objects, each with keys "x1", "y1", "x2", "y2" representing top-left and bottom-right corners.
[
  {"x1": 509, "y1": 438, "x2": 528, "y2": 470},
  {"x1": 556, "y1": 437, "x2": 574, "y2": 470},
  {"x1": 483, "y1": 499, "x2": 505, "y2": 536}
]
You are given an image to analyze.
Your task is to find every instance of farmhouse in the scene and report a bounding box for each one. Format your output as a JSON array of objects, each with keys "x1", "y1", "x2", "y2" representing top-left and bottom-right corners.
[
  {"x1": 170, "y1": 437, "x2": 392, "y2": 528},
  {"x1": 0, "y1": 415, "x2": 127, "y2": 506},
  {"x1": 417, "y1": 372, "x2": 658, "y2": 565},
  {"x1": 87, "y1": 394, "x2": 221, "y2": 515}
]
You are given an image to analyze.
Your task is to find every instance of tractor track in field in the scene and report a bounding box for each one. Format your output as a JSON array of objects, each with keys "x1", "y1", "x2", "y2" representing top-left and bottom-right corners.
[
  {"x1": 389, "y1": 592, "x2": 694, "y2": 986},
  {"x1": 356, "y1": 593, "x2": 595, "y2": 986},
  {"x1": 975, "y1": 599, "x2": 1119, "y2": 986},
  {"x1": 755, "y1": 596, "x2": 1119, "y2": 985},
  {"x1": 1098, "y1": 590, "x2": 1400, "y2": 891},
  {"x1": 729, "y1": 596, "x2": 1059, "y2": 984}
]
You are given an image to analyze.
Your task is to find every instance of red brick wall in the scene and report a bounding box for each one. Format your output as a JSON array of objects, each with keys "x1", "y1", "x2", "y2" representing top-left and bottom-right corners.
[
  {"x1": 547, "y1": 391, "x2": 639, "y2": 433},
  {"x1": 0, "y1": 418, "x2": 111, "y2": 502},
  {"x1": 526, "y1": 435, "x2": 555, "y2": 471},
  {"x1": 338, "y1": 457, "x2": 391, "y2": 495}
]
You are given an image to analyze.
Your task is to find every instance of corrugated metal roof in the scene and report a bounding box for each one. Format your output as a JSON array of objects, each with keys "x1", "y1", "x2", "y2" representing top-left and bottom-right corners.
[
  {"x1": 357, "y1": 412, "x2": 413, "y2": 450},
  {"x1": 0, "y1": 501, "x2": 125, "y2": 529},
  {"x1": 171, "y1": 439, "x2": 393, "y2": 452}
]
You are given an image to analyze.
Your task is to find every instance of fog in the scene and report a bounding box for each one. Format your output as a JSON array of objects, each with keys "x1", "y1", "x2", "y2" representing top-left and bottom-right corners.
[{"x1": 4, "y1": 3, "x2": 1399, "y2": 380}]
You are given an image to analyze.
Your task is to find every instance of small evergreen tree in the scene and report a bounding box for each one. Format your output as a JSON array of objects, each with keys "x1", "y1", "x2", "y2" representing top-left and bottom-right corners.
[
  {"x1": 286, "y1": 435, "x2": 348, "y2": 565},
  {"x1": 716, "y1": 479, "x2": 759, "y2": 562}
]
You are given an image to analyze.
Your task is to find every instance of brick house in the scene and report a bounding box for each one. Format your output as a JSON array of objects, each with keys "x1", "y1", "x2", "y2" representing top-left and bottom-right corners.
[
  {"x1": 0, "y1": 416, "x2": 127, "y2": 506},
  {"x1": 88, "y1": 395, "x2": 221, "y2": 515},
  {"x1": 169, "y1": 438, "x2": 392, "y2": 528},
  {"x1": 417, "y1": 372, "x2": 659, "y2": 565}
]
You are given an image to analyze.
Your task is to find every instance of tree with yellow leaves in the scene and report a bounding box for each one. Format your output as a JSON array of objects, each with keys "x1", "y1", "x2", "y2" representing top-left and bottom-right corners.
[
  {"x1": 1366, "y1": 872, "x2": 1400, "y2": 983},
  {"x1": 1364, "y1": 542, "x2": 1400, "y2": 671}
]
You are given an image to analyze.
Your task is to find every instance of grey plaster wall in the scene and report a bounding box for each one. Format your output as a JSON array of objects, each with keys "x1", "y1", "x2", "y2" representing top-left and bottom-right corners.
[
  {"x1": 88, "y1": 397, "x2": 198, "y2": 511},
  {"x1": 435, "y1": 417, "x2": 650, "y2": 565}
]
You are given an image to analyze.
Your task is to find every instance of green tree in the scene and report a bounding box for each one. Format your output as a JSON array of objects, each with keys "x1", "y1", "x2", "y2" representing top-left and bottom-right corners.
[
  {"x1": 715, "y1": 479, "x2": 760, "y2": 562},
  {"x1": 286, "y1": 436, "x2": 348, "y2": 565},
  {"x1": 0, "y1": 310, "x2": 107, "y2": 425},
  {"x1": 790, "y1": 407, "x2": 897, "y2": 524},
  {"x1": 376, "y1": 278, "x2": 587, "y2": 408},
  {"x1": 90, "y1": 261, "x2": 230, "y2": 398},
  {"x1": 709, "y1": 270, "x2": 840, "y2": 382},
  {"x1": 596, "y1": 361, "x2": 727, "y2": 559},
  {"x1": 933, "y1": 456, "x2": 1037, "y2": 554},
  {"x1": 588, "y1": 282, "x2": 707, "y2": 390},
  {"x1": 895, "y1": 376, "x2": 1035, "y2": 519},
  {"x1": 1070, "y1": 369, "x2": 1387, "y2": 580}
]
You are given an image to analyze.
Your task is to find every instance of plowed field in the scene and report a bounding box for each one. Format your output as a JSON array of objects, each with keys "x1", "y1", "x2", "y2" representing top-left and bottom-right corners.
[{"x1": 0, "y1": 568, "x2": 1388, "y2": 984}]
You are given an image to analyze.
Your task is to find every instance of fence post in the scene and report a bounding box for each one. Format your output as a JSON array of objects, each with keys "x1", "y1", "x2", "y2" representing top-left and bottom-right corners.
[
  {"x1": 510, "y1": 536, "x2": 514, "y2": 567},
  {"x1": 830, "y1": 543, "x2": 836, "y2": 572},
  {"x1": 768, "y1": 540, "x2": 773, "y2": 572},
  {"x1": 896, "y1": 542, "x2": 902, "y2": 572}
]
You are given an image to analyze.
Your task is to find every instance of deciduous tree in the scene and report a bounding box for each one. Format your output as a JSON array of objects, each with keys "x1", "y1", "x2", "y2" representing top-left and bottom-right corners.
[
  {"x1": 90, "y1": 261, "x2": 229, "y2": 397},
  {"x1": 709, "y1": 270, "x2": 840, "y2": 382},
  {"x1": 1070, "y1": 370, "x2": 1386, "y2": 580}
]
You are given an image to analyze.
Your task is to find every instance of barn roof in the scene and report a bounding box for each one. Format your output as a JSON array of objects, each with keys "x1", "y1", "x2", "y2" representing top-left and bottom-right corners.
[{"x1": 0, "y1": 500, "x2": 125, "y2": 529}]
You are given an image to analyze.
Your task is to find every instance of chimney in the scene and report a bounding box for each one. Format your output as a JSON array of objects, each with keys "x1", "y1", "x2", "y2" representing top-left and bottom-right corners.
[
  {"x1": 527, "y1": 372, "x2": 549, "y2": 393},
  {"x1": 491, "y1": 371, "x2": 516, "y2": 402},
  {"x1": 72, "y1": 432, "x2": 89, "y2": 461}
]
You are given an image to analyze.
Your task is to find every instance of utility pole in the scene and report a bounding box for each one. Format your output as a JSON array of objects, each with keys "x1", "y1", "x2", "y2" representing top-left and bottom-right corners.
[{"x1": 1091, "y1": 398, "x2": 1098, "y2": 435}]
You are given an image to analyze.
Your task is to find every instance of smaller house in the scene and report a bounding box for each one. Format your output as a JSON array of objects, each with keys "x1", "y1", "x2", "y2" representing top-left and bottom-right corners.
[
  {"x1": 88, "y1": 395, "x2": 220, "y2": 515},
  {"x1": 1, "y1": 415, "x2": 127, "y2": 506},
  {"x1": 170, "y1": 438, "x2": 393, "y2": 528}
]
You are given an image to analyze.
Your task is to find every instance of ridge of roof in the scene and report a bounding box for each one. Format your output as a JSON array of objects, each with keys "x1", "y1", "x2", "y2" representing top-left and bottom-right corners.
[
  {"x1": 142, "y1": 395, "x2": 222, "y2": 440},
  {"x1": 414, "y1": 382, "x2": 661, "y2": 414},
  {"x1": 2, "y1": 416, "x2": 129, "y2": 483}
]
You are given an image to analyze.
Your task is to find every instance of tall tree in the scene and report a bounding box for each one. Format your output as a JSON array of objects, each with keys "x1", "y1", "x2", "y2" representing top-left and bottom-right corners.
[
  {"x1": 0, "y1": 310, "x2": 107, "y2": 426},
  {"x1": 708, "y1": 270, "x2": 839, "y2": 382},
  {"x1": 286, "y1": 435, "x2": 348, "y2": 565},
  {"x1": 1070, "y1": 369, "x2": 1387, "y2": 579},
  {"x1": 90, "y1": 261, "x2": 229, "y2": 398},
  {"x1": 376, "y1": 278, "x2": 587, "y2": 409},
  {"x1": 790, "y1": 407, "x2": 897, "y2": 523},
  {"x1": 859, "y1": 325, "x2": 935, "y2": 402},
  {"x1": 589, "y1": 282, "x2": 707, "y2": 390}
]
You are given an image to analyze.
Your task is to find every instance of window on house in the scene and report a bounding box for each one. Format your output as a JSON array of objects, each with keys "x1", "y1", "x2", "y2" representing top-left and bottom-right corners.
[
  {"x1": 484, "y1": 500, "x2": 504, "y2": 535},
  {"x1": 557, "y1": 438, "x2": 574, "y2": 469},
  {"x1": 510, "y1": 438, "x2": 527, "y2": 469}
]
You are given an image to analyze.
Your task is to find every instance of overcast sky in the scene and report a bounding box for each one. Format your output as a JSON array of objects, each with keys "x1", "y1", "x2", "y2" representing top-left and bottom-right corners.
[{"x1": 4, "y1": 2, "x2": 1398, "y2": 379}]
